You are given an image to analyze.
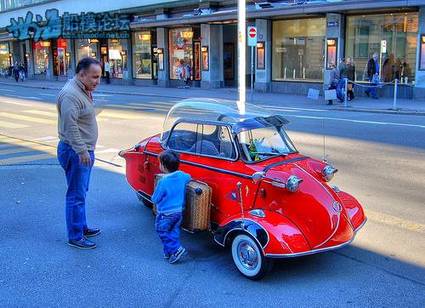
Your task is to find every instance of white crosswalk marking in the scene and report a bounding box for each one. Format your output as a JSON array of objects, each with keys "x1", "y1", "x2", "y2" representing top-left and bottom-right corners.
[
  {"x1": 0, "y1": 112, "x2": 56, "y2": 125},
  {"x1": 0, "y1": 120, "x2": 28, "y2": 129},
  {"x1": 23, "y1": 110, "x2": 57, "y2": 117}
]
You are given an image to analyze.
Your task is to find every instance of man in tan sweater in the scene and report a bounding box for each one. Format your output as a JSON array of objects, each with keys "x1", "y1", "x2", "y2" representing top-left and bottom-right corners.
[{"x1": 57, "y1": 57, "x2": 102, "y2": 249}]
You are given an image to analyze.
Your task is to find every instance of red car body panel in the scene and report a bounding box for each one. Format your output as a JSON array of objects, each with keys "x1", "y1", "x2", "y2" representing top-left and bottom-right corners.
[{"x1": 121, "y1": 132, "x2": 366, "y2": 257}]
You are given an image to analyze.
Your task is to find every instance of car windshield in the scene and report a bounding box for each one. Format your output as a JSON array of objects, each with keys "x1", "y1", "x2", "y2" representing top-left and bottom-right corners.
[{"x1": 238, "y1": 126, "x2": 297, "y2": 162}]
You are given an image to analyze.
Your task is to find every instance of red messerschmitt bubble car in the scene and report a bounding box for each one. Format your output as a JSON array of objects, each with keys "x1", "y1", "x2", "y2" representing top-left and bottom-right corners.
[{"x1": 119, "y1": 99, "x2": 366, "y2": 280}]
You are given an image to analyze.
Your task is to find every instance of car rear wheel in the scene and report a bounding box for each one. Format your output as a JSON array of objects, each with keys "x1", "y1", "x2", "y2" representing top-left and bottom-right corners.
[
  {"x1": 231, "y1": 234, "x2": 273, "y2": 280},
  {"x1": 136, "y1": 192, "x2": 152, "y2": 209}
]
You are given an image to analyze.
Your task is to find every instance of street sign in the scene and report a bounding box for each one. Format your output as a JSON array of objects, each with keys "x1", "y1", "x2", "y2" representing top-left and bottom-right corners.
[
  {"x1": 247, "y1": 26, "x2": 257, "y2": 46},
  {"x1": 381, "y1": 40, "x2": 387, "y2": 53}
]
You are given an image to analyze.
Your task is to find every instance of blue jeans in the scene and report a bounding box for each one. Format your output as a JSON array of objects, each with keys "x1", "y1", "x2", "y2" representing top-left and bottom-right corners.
[
  {"x1": 57, "y1": 141, "x2": 94, "y2": 240},
  {"x1": 155, "y1": 212, "x2": 183, "y2": 256}
]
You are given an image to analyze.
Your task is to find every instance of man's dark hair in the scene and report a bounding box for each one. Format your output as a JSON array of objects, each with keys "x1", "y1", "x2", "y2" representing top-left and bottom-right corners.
[
  {"x1": 76, "y1": 57, "x2": 101, "y2": 74},
  {"x1": 159, "y1": 150, "x2": 180, "y2": 172}
]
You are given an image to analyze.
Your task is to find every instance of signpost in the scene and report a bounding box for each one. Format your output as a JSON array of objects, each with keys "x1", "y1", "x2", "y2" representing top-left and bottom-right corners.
[
  {"x1": 247, "y1": 26, "x2": 257, "y2": 103},
  {"x1": 237, "y1": 0, "x2": 246, "y2": 114}
]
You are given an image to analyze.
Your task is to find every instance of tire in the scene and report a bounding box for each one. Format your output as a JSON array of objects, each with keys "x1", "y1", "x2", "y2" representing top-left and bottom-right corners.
[
  {"x1": 231, "y1": 234, "x2": 273, "y2": 280},
  {"x1": 136, "y1": 192, "x2": 153, "y2": 209}
]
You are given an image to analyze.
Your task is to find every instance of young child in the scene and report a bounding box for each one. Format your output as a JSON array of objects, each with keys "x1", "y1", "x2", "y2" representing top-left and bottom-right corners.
[{"x1": 152, "y1": 150, "x2": 191, "y2": 264}]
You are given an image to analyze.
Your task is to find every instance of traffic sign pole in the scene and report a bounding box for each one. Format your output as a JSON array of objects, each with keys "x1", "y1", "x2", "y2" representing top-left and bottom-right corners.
[
  {"x1": 247, "y1": 26, "x2": 257, "y2": 103},
  {"x1": 237, "y1": 0, "x2": 246, "y2": 114}
]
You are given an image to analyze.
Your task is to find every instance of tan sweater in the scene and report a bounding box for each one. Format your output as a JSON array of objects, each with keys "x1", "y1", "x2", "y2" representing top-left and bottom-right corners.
[{"x1": 57, "y1": 77, "x2": 98, "y2": 154}]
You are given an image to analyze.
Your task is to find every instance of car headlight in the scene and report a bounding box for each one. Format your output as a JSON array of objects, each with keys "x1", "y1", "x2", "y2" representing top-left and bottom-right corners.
[
  {"x1": 322, "y1": 165, "x2": 338, "y2": 182},
  {"x1": 286, "y1": 175, "x2": 302, "y2": 192}
]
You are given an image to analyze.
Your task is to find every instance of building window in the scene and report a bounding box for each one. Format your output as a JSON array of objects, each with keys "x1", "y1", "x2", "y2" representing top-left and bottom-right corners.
[
  {"x1": 76, "y1": 39, "x2": 98, "y2": 62},
  {"x1": 133, "y1": 31, "x2": 153, "y2": 79},
  {"x1": 346, "y1": 12, "x2": 418, "y2": 83},
  {"x1": 33, "y1": 40, "x2": 50, "y2": 75},
  {"x1": 169, "y1": 28, "x2": 193, "y2": 80},
  {"x1": 0, "y1": 42, "x2": 11, "y2": 73},
  {"x1": 108, "y1": 38, "x2": 128, "y2": 79},
  {"x1": 272, "y1": 18, "x2": 326, "y2": 82},
  {"x1": 53, "y1": 38, "x2": 71, "y2": 77}
]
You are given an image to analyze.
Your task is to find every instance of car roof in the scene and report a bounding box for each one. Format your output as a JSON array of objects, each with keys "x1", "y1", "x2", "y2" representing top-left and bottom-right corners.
[{"x1": 161, "y1": 98, "x2": 289, "y2": 140}]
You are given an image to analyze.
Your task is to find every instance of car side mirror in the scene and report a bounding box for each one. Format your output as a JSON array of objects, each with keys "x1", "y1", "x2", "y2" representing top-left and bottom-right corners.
[{"x1": 252, "y1": 171, "x2": 265, "y2": 184}]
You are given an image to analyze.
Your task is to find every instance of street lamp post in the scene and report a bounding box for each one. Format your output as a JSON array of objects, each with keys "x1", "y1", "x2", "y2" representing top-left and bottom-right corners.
[{"x1": 237, "y1": 0, "x2": 246, "y2": 114}]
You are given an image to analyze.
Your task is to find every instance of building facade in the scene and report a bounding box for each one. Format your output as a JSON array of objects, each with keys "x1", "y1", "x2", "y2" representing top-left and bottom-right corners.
[{"x1": 1, "y1": 0, "x2": 425, "y2": 99}]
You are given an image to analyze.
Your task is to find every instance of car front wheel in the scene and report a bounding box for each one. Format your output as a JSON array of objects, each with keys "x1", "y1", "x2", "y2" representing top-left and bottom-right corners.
[{"x1": 231, "y1": 234, "x2": 273, "y2": 280}]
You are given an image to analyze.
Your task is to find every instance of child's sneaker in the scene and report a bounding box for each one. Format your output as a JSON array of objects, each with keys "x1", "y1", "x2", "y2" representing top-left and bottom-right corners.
[{"x1": 169, "y1": 246, "x2": 187, "y2": 264}]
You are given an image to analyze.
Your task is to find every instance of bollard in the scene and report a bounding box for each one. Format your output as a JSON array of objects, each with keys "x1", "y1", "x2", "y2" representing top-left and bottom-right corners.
[
  {"x1": 344, "y1": 78, "x2": 348, "y2": 108},
  {"x1": 393, "y1": 78, "x2": 398, "y2": 110}
]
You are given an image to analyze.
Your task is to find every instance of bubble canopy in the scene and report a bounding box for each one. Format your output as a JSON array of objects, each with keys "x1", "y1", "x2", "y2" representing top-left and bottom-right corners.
[{"x1": 161, "y1": 98, "x2": 289, "y2": 142}]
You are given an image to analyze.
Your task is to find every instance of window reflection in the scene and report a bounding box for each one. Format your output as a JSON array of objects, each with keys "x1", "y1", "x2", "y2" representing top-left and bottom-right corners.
[{"x1": 346, "y1": 12, "x2": 418, "y2": 84}]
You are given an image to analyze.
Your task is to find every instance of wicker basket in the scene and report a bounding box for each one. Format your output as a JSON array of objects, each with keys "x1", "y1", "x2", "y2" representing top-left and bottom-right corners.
[{"x1": 153, "y1": 174, "x2": 211, "y2": 231}]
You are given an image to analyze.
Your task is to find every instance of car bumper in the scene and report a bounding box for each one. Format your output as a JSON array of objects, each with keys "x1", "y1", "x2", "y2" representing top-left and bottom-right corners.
[{"x1": 265, "y1": 217, "x2": 367, "y2": 259}]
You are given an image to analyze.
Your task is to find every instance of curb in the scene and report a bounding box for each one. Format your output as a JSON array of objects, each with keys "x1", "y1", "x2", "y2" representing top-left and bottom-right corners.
[
  {"x1": 333, "y1": 106, "x2": 425, "y2": 116},
  {"x1": 1, "y1": 81, "x2": 424, "y2": 116}
]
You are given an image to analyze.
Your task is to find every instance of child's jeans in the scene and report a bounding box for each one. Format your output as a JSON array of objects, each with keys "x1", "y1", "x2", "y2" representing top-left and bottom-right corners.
[{"x1": 155, "y1": 212, "x2": 183, "y2": 256}]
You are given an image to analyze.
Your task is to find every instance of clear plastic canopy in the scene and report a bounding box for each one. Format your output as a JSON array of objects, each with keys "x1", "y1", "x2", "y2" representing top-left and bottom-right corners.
[{"x1": 161, "y1": 98, "x2": 273, "y2": 141}]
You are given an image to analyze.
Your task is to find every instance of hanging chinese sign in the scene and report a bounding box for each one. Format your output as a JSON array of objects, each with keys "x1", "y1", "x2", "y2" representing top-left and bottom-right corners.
[{"x1": 7, "y1": 9, "x2": 131, "y2": 41}]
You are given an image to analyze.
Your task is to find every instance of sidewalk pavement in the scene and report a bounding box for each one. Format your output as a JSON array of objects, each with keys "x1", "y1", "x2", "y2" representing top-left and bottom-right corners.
[{"x1": 1, "y1": 78, "x2": 424, "y2": 115}]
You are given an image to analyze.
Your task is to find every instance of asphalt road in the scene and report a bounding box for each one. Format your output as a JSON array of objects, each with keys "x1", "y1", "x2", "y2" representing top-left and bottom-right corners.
[{"x1": 0, "y1": 84, "x2": 424, "y2": 307}]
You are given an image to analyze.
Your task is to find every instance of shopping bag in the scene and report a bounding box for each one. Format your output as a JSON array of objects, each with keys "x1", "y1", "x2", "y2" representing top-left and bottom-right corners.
[{"x1": 324, "y1": 89, "x2": 337, "y2": 100}]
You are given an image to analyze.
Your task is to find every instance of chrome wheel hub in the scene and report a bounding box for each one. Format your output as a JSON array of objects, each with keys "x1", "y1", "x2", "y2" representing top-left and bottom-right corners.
[{"x1": 237, "y1": 240, "x2": 259, "y2": 270}]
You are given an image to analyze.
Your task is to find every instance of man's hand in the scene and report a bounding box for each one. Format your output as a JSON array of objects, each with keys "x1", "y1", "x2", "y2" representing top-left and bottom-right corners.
[{"x1": 79, "y1": 151, "x2": 91, "y2": 166}]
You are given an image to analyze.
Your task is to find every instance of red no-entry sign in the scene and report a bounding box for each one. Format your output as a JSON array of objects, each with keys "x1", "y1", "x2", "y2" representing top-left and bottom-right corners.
[{"x1": 247, "y1": 26, "x2": 257, "y2": 46}]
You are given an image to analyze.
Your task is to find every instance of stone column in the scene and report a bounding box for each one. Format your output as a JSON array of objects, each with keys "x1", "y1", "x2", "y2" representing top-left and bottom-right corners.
[
  {"x1": 254, "y1": 19, "x2": 271, "y2": 92},
  {"x1": 201, "y1": 24, "x2": 223, "y2": 89},
  {"x1": 157, "y1": 27, "x2": 170, "y2": 87},
  {"x1": 414, "y1": 6, "x2": 425, "y2": 99}
]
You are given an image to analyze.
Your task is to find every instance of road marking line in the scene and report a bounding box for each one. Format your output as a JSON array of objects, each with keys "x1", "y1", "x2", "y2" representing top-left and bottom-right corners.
[
  {"x1": 0, "y1": 89, "x2": 16, "y2": 92},
  {"x1": 96, "y1": 148, "x2": 120, "y2": 154},
  {"x1": 97, "y1": 110, "x2": 145, "y2": 120},
  {"x1": 0, "y1": 120, "x2": 28, "y2": 129},
  {"x1": 23, "y1": 110, "x2": 57, "y2": 117},
  {"x1": 0, "y1": 99, "x2": 32, "y2": 106},
  {"x1": 38, "y1": 93, "x2": 56, "y2": 97},
  {"x1": 0, "y1": 112, "x2": 56, "y2": 124},
  {"x1": 367, "y1": 209, "x2": 425, "y2": 234},
  {"x1": 128, "y1": 102, "x2": 173, "y2": 107},
  {"x1": 0, "y1": 144, "x2": 53, "y2": 155},
  {"x1": 0, "y1": 153, "x2": 54, "y2": 165},
  {"x1": 286, "y1": 115, "x2": 425, "y2": 129},
  {"x1": 32, "y1": 136, "x2": 57, "y2": 141},
  {"x1": 263, "y1": 105, "x2": 327, "y2": 112}
]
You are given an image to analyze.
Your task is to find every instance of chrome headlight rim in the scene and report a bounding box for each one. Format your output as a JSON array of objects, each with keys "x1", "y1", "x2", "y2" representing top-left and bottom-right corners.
[
  {"x1": 322, "y1": 165, "x2": 338, "y2": 182},
  {"x1": 286, "y1": 175, "x2": 302, "y2": 193}
]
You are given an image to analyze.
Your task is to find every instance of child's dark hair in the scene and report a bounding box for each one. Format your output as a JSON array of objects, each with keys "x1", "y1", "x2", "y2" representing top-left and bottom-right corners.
[{"x1": 159, "y1": 150, "x2": 180, "y2": 172}]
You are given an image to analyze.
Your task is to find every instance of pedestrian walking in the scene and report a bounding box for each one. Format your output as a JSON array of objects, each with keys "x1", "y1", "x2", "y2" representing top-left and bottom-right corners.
[
  {"x1": 183, "y1": 61, "x2": 191, "y2": 88},
  {"x1": 327, "y1": 63, "x2": 339, "y2": 105},
  {"x1": 12, "y1": 61, "x2": 19, "y2": 82},
  {"x1": 346, "y1": 57, "x2": 355, "y2": 101},
  {"x1": 104, "y1": 60, "x2": 111, "y2": 84},
  {"x1": 365, "y1": 52, "x2": 380, "y2": 99},
  {"x1": 56, "y1": 57, "x2": 102, "y2": 249},
  {"x1": 336, "y1": 58, "x2": 347, "y2": 102},
  {"x1": 152, "y1": 150, "x2": 191, "y2": 264}
]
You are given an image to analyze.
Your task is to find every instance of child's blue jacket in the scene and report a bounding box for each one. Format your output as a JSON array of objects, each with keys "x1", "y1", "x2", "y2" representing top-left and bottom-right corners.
[{"x1": 152, "y1": 171, "x2": 191, "y2": 214}]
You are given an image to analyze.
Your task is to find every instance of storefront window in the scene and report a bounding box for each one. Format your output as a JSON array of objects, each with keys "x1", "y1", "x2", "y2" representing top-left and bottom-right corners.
[
  {"x1": 33, "y1": 40, "x2": 50, "y2": 75},
  {"x1": 76, "y1": 39, "x2": 98, "y2": 62},
  {"x1": 108, "y1": 39, "x2": 128, "y2": 79},
  {"x1": 272, "y1": 18, "x2": 326, "y2": 81},
  {"x1": 169, "y1": 28, "x2": 193, "y2": 80},
  {"x1": 133, "y1": 31, "x2": 153, "y2": 79},
  {"x1": 53, "y1": 38, "x2": 71, "y2": 76},
  {"x1": 0, "y1": 42, "x2": 10, "y2": 73},
  {"x1": 346, "y1": 12, "x2": 418, "y2": 83}
]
